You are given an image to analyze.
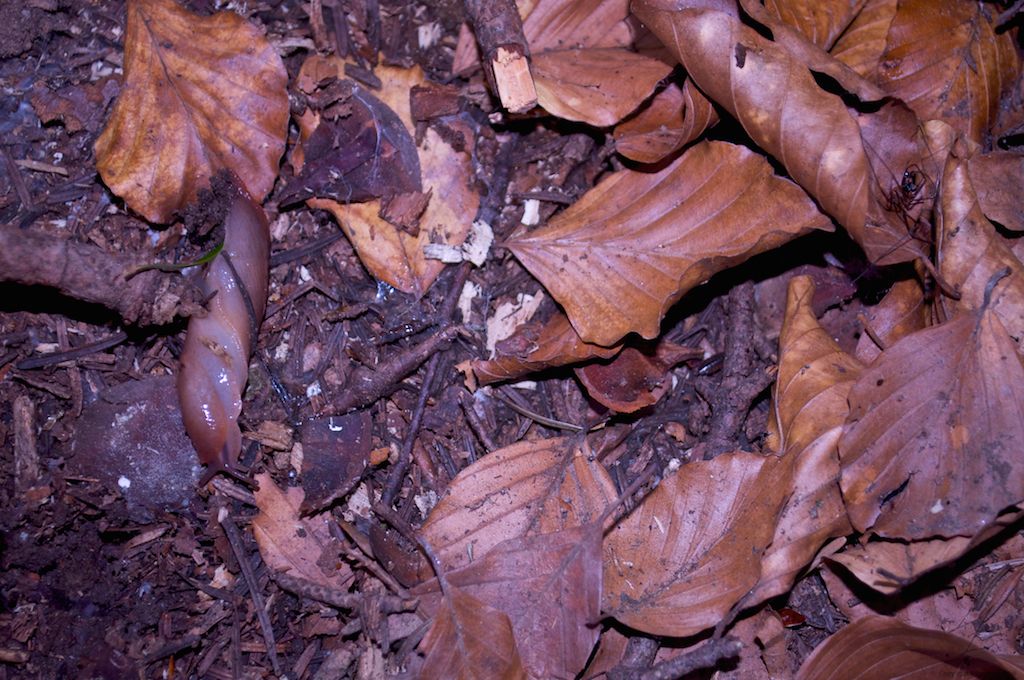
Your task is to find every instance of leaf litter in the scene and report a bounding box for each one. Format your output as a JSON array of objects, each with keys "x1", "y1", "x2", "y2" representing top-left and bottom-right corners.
[{"x1": 2, "y1": 0, "x2": 1024, "y2": 677}]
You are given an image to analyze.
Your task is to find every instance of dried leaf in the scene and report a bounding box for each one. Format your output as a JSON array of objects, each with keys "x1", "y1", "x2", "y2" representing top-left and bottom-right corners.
[
  {"x1": 613, "y1": 77, "x2": 717, "y2": 164},
  {"x1": 795, "y1": 615, "x2": 1022, "y2": 679},
  {"x1": 751, "y1": 276, "x2": 859, "y2": 603},
  {"x1": 633, "y1": 1, "x2": 927, "y2": 265},
  {"x1": 95, "y1": 0, "x2": 287, "y2": 222},
  {"x1": 853, "y1": 278, "x2": 926, "y2": 364},
  {"x1": 764, "y1": 0, "x2": 867, "y2": 50},
  {"x1": 252, "y1": 472, "x2": 353, "y2": 590},
  {"x1": 603, "y1": 452, "x2": 787, "y2": 637},
  {"x1": 940, "y1": 143, "x2": 1024, "y2": 352},
  {"x1": 838, "y1": 310, "x2": 1024, "y2": 539},
  {"x1": 419, "y1": 437, "x2": 617, "y2": 573},
  {"x1": 417, "y1": 525, "x2": 602, "y2": 679},
  {"x1": 417, "y1": 585, "x2": 526, "y2": 680},
  {"x1": 575, "y1": 341, "x2": 700, "y2": 413},
  {"x1": 532, "y1": 48, "x2": 672, "y2": 127},
  {"x1": 298, "y1": 413, "x2": 371, "y2": 515},
  {"x1": 466, "y1": 311, "x2": 621, "y2": 387},
  {"x1": 508, "y1": 140, "x2": 830, "y2": 346},
  {"x1": 968, "y1": 151, "x2": 1024, "y2": 232},
  {"x1": 830, "y1": 0, "x2": 897, "y2": 77},
  {"x1": 523, "y1": 0, "x2": 632, "y2": 52}
]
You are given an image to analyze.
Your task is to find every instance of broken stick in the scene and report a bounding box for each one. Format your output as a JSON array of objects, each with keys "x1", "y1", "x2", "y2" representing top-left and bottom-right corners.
[{"x1": 462, "y1": 0, "x2": 538, "y2": 113}]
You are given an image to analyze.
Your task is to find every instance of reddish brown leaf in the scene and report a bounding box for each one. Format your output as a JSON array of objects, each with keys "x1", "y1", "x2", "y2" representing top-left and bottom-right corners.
[
  {"x1": 613, "y1": 77, "x2": 718, "y2": 164},
  {"x1": 532, "y1": 48, "x2": 672, "y2": 127},
  {"x1": 94, "y1": 0, "x2": 288, "y2": 222},
  {"x1": 853, "y1": 278, "x2": 927, "y2": 364},
  {"x1": 508, "y1": 140, "x2": 830, "y2": 346},
  {"x1": 830, "y1": 0, "x2": 897, "y2": 77},
  {"x1": 603, "y1": 452, "x2": 788, "y2": 637},
  {"x1": 968, "y1": 151, "x2": 1024, "y2": 232},
  {"x1": 839, "y1": 310, "x2": 1024, "y2": 539},
  {"x1": 764, "y1": 0, "x2": 867, "y2": 50},
  {"x1": 750, "y1": 276, "x2": 859, "y2": 603},
  {"x1": 417, "y1": 585, "x2": 526, "y2": 680},
  {"x1": 251, "y1": 473, "x2": 354, "y2": 590},
  {"x1": 419, "y1": 437, "x2": 617, "y2": 573},
  {"x1": 523, "y1": 0, "x2": 632, "y2": 52},
  {"x1": 417, "y1": 525, "x2": 602, "y2": 679},
  {"x1": 632, "y1": 1, "x2": 928, "y2": 266},
  {"x1": 795, "y1": 615, "x2": 1022, "y2": 679},
  {"x1": 575, "y1": 341, "x2": 700, "y2": 413},
  {"x1": 465, "y1": 311, "x2": 621, "y2": 388}
]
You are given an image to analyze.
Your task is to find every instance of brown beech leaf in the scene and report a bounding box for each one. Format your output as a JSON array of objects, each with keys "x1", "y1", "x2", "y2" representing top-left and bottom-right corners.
[
  {"x1": 532, "y1": 48, "x2": 672, "y2": 127},
  {"x1": 750, "y1": 276, "x2": 859, "y2": 603},
  {"x1": 853, "y1": 278, "x2": 926, "y2": 364},
  {"x1": 795, "y1": 615, "x2": 1022, "y2": 679},
  {"x1": 968, "y1": 151, "x2": 1024, "y2": 232},
  {"x1": 508, "y1": 140, "x2": 830, "y2": 346},
  {"x1": 603, "y1": 452, "x2": 787, "y2": 637},
  {"x1": 940, "y1": 142, "x2": 1024, "y2": 353},
  {"x1": 416, "y1": 525, "x2": 602, "y2": 679},
  {"x1": 251, "y1": 472, "x2": 353, "y2": 590},
  {"x1": 523, "y1": 0, "x2": 632, "y2": 52},
  {"x1": 575, "y1": 340, "x2": 700, "y2": 413},
  {"x1": 872, "y1": 1, "x2": 1019, "y2": 145},
  {"x1": 838, "y1": 309, "x2": 1024, "y2": 539},
  {"x1": 830, "y1": 0, "x2": 897, "y2": 77},
  {"x1": 94, "y1": 0, "x2": 287, "y2": 223},
  {"x1": 465, "y1": 311, "x2": 621, "y2": 388},
  {"x1": 764, "y1": 0, "x2": 867, "y2": 50},
  {"x1": 419, "y1": 437, "x2": 617, "y2": 573},
  {"x1": 613, "y1": 77, "x2": 718, "y2": 164},
  {"x1": 417, "y1": 584, "x2": 526, "y2": 680},
  {"x1": 633, "y1": 1, "x2": 928, "y2": 266}
]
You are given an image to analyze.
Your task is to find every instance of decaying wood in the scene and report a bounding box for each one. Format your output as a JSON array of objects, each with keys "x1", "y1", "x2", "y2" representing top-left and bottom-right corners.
[{"x1": 462, "y1": 0, "x2": 537, "y2": 113}]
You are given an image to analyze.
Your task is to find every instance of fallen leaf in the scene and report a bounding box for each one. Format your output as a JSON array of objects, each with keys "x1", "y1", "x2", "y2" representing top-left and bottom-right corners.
[
  {"x1": 830, "y1": 0, "x2": 898, "y2": 78},
  {"x1": 575, "y1": 340, "x2": 700, "y2": 413},
  {"x1": 508, "y1": 140, "x2": 831, "y2": 346},
  {"x1": 838, "y1": 309, "x2": 1024, "y2": 539},
  {"x1": 416, "y1": 525, "x2": 602, "y2": 679},
  {"x1": 603, "y1": 452, "x2": 787, "y2": 637},
  {"x1": 485, "y1": 290, "x2": 546, "y2": 356},
  {"x1": 419, "y1": 437, "x2": 617, "y2": 573},
  {"x1": 298, "y1": 413, "x2": 371, "y2": 515},
  {"x1": 750, "y1": 276, "x2": 859, "y2": 603},
  {"x1": 968, "y1": 150, "x2": 1024, "y2": 232},
  {"x1": 852, "y1": 278, "x2": 927, "y2": 364},
  {"x1": 523, "y1": 0, "x2": 632, "y2": 52},
  {"x1": 613, "y1": 77, "x2": 718, "y2": 164},
  {"x1": 795, "y1": 615, "x2": 1022, "y2": 679},
  {"x1": 417, "y1": 584, "x2": 526, "y2": 680},
  {"x1": 252, "y1": 472, "x2": 353, "y2": 590},
  {"x1": 94, "y1": 0, "x2": 288, "y2": 222},
  {"x1": 532, "y1": 48, "x2": 672, "y2": 127},
  {"x1": 764, "y1": 0, "x2": 866, "y2": 50}
]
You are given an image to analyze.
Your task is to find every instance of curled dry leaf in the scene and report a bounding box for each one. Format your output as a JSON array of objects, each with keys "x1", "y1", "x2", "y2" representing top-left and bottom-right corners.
[
  {"x1": 251, "y1": 472, "x2": 354, "y2": 591},
  {"x1": 795, "y1": 615, "x2": 1022, "y2": 680},
  {"x1": 852, "y1": 278, "x2": 926, "y2": 364},
  {"x1": 603, "y1": 452, "x2": 788, "y2": 637},
  {"x1": 416, "y1": 525, "x2": 603, "y2": 679},
  {"x1": 522, "y1": 0, "x2": 632, "y2": 51},
  {"x1": 508, "y1": 140, "x2": 830, "y2": 346},
  {"x1": 939, "y1": 142, "x2": 1024, "y2": 351},
  {"x1": 94, "y1": 0, "x2": 287, "y2": 223},
  {"x1": 967, "y1": 151, "x2": 1024, "y2": 232},
  {"x1": 613, "y1": 77, "x2": 717, "y2": 164},
  {"x1": 532, "y1": 48, "x2": 672, "y2": 127},
  {"x1": 465, "y1": 311, "x2": 621, "y2": 388},
  {"x1": 764, "y1": 0, "x2": 867, "y2": 50},
  {"x1": 839, "y1": 308, "x2": 1024, "y2": 539},
  {"x1": 419, "y1": 437, "x2": 617, "y2": 573},
  {"x1": 750, "y1": 276, "x2": 858, "y2": 603},
  {"x1": 417, "y1": 584, "x2": 526, "y2": 680},
  {"x1": 574, "y1": 340, "x2": 700, "y2": 413},
  {"x1": 633, "y1": 1, "x2": 928, "y2": 266}
]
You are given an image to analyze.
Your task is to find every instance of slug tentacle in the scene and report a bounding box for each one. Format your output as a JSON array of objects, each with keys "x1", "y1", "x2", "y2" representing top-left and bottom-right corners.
[{"x1": 178, "y1": 182, "x2": 269, "y2": 483}]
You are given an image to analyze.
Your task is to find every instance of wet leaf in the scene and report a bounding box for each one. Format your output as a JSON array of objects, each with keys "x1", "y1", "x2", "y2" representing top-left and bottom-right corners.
[
  {"x1": 750, "y1": 276, "x2": 858, "y2": 603},
  {"x1": 575, "y1": 340, "x2": 700, "y2": 413},
  {"x1": 417, "y1": 525, "x2": 602, "y2": 679},
  {"x1": 532, "y1": 48, "x2": 672, "y2": 127},
  {"x1": 94, "y1": 0, "x2": 288, "y2": 222},
  {"x1": 465, "y1": 311, "x2": 621, "y2": 388},
  {"x1": 252, "y1": 472, "x2": 353, "y2": 590},
  {"x1": 838, "y1": 310, "x2": 1024, "y2": 539},
  {"x1": 633, "y1": 0, "x2": 928, "y2": 265},
  {"x1": 508, "y1": 140, "x2": 830, "y2": 346},
  {"x1": 419, "y1": 437, "x2": 617, "y2": 573},
  {"x1": 298, "y1": 413, "x2": 371, "y2": 515},
  {"x1": 613, "y1": 77, "x2": 717, "y2": 164},
  {"x1": 417, "y1": 584, "x2": 526, "y2": 680},
  {"x1": 795, "y1": 615, "x2": 1022, "y2": 679},
  {"x1": 603, "y1": 452, "x2": 788, "y2": 637}
]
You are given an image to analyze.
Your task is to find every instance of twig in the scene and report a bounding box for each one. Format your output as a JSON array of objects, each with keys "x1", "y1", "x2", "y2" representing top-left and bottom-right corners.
[
  {"x1": 638, "y1": 637, "x2": 743, "y2": 680},
  {"x1": 606, "y1": 637, "x2": 660, "y2": 680},
  {"x1": 330, "y1": 521, "x2": 409, "y2": 597},
  {"x1": 382, "y1": 353, "x2": 443, "y2": 505},
  {"x1": 463, "y1": 0, "x2": 537, "y2": 112},
  {"x1": 219, "y1": 512, "x2": 282, "y2": 677},
  {"x1": 272, "y1": 571, "x2": 416, "y2": 612},
  {"x1": 16, "y1": 331, "x2": 128, "y2": 370}
]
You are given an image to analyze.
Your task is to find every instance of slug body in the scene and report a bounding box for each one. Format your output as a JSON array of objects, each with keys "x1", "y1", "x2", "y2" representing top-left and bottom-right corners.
[{"x1": 178, "y1": 185, "x2": 269, "y2": 481}]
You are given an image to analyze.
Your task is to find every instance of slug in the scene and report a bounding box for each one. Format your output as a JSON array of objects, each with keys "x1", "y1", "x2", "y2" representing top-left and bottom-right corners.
[{"x1": 178, "y1": 181, "x2": 269, "y2": 484}]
